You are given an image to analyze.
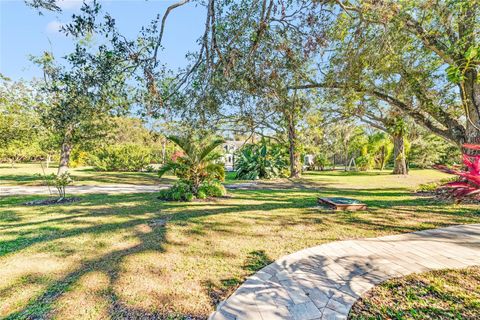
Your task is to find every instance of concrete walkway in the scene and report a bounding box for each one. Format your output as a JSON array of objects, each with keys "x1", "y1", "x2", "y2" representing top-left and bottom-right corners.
[
  {"x1": 0, "y1": 184, "x2": 167, "y2": 196},
  {"x1": 210, "y1": 224, "x2": 480, "y2": 320}
]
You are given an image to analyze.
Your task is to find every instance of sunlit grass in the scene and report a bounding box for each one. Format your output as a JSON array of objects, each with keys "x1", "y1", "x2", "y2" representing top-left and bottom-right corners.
[
  {"x1": 0, "y1": 170, "x2": 478, "y2": 319},
  {"x1": 349, "y1": 266, "x2": 480, "y2": 319}
]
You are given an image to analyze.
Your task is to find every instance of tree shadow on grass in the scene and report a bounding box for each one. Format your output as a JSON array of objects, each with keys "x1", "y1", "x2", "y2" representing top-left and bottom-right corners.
[
  {"x1": 204, "y1": 250, "x2": 274, "y2": 310},
  {"x1": 5, "y1": 223, "x2": 167, "y2": 320},
  {"x1": 2, "y1": 189, "x2": 479, "y2": 319},
  {"x1": 2, "y1": 189, "x2": 478, "y2": 258},
  {"x1": 0, "y1": 174, "x2": 45, "y2": 185}
]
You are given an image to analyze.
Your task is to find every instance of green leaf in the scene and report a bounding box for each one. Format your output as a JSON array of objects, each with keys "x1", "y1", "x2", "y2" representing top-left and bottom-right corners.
[{"x1": 465, "y1": 46, "x2": 478, "y2": 61}]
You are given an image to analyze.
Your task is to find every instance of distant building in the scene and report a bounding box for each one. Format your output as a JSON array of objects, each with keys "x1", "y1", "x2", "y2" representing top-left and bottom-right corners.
[
  {"x1": 222, "y1": 140, "x2": 245, "y2": 171},
  {"x1": 304, "y1": 154, "x2": 315, "y2": 167}
]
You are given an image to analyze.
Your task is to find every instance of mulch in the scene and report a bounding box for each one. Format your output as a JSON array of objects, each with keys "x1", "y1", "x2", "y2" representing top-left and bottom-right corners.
[{"x1": 23, "y1": 197, "x2": 81, "y2": 206}]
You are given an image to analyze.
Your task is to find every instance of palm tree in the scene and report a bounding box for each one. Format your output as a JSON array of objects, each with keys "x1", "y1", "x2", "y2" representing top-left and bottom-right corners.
[{"x1": 158, "y1": 135, "x2": 225, "y2": 195}]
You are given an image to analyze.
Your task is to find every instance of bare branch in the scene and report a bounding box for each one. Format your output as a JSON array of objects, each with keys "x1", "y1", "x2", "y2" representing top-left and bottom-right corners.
[{"x1": 152, "y1": 0, "x2": 191, "y2": 65}]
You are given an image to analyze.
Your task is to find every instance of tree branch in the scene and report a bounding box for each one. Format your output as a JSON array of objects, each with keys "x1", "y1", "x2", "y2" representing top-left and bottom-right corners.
[{"x1": 152, "y1": 0, "x2": 190, "y2": 65}]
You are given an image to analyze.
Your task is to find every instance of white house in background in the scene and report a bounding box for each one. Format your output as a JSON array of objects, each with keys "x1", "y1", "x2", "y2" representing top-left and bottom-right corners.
[
  {"x1": 222, "y1": 140, "x2": 245, "y2": 171},
  {"x1": 304, "y1": 154, "x2": 315, "y2": 167}
]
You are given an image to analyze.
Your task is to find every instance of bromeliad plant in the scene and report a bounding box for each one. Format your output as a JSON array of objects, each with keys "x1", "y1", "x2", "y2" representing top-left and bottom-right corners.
[
  {"x1": 158, "y1": 135, "x2": 226, "y2": 200},
  {"x1": 434, "y1": 144, "x2": 480, "y2": 201}
]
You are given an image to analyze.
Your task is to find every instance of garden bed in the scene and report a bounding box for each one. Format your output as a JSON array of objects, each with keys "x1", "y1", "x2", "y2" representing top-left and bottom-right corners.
[{"x1": 24, "y1": 197, "x2": 81, "y2": 206}]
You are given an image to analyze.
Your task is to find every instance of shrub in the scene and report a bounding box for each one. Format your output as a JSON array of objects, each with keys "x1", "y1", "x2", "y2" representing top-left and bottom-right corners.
[
  {"x1": 158, "y1": 181, "x2": 193, "y2": 201},
  {"x1": 184, "y1": 192, "x2": 194, "y2": 202},
  {"x1": 44, "y1": 172, "x2": 73, "y2": 199},
  {"x1": 158, "y1": 180, "x2": 226, "y2": 202},
  {"x1": 355, "y1": 154, "x2": 374, "y2": 171},
  {"x1": 93, "y1": 144, "x2": 151, "y2": 172},
  {"x1": 199, "y1": 181, "x2": 227, "y2": 197},
  {"x1": 69, "y1": 149, "x2": 91, "y2": 168},
  {"x1": 235, "y1": 141, "x2": 288, "y2": 180},
  {"x1": 313, "y1": 154, "x2": 331, "y2": 171}
]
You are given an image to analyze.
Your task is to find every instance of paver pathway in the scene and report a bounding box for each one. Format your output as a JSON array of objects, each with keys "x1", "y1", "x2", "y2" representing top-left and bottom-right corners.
[
  {"x1": 0, "y1": 184, "x2": 167, "y2": 196},
  {"x1": 210, "y1": 224, "x2": 480, "y2": 320}
]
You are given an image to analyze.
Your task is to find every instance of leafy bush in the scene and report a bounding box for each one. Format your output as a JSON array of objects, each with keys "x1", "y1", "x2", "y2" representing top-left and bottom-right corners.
[
  {"x1": 410, "y1": 134, "x2": 460, "y2": 168},
  {"x1": 44, "y1": 172, "x2": 73, "y2": 199},
  {"x1": 199, "y1": 180, "x2": 227, "y2": 197},
  {"x1": 69, "y1": 149, "x2": 91, "y2": 168},
  {"x1": 158, "y1": 181, "x2": 191, "y2": 201},
  {"x1": 313, "y1": 154, "x2": 331, "y2": 171},
  {"x1": 355, "y1": 154, "x2": 374, "y2": 171},
  {"x1": 159, "y1": 180, "x2": 226, "y2": 202},
  {"x1": 93, "y1": 144, "x2": 151, "y2": 172},
  {"x1": 235, "y1": 141, "x2": 288, "y2": 180}
]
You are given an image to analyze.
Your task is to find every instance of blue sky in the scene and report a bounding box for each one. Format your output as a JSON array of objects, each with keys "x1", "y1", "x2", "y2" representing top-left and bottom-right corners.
[{"x1": 0, "y1": 0, "x2": 206, "y2": 80}]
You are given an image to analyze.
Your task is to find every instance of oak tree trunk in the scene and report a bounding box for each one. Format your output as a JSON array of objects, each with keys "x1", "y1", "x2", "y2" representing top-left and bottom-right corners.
[
  {"x1": 392, "y1": 134, "x2": 407, "y2": 175},
  {"x1": 287, "y1": 113, "x2": 301, "y2": 178},
  {"x1": 462, "y1": 69, "x2": 480, "y2": 153},
  {"x1": 57, "y1": 142, "x2": 72, "y2": 176}
]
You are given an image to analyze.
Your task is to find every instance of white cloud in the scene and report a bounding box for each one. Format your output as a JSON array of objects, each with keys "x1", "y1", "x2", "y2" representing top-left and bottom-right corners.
[
  {"x1": 46, "y1": 20, "x2": 63, "y2": 34},
  {"x1": 57, "y1": 0, "x2": 92, "y2": 10}
]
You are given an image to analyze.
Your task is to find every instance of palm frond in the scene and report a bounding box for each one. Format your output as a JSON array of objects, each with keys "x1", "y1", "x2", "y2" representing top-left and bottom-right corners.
[
  {"x1": 158, "y1": 161, "x2": 182, "y2": 178},
  {"x1": 167, "y1": 135, "x2": 195, "y2": 159},
  {"x1": 199, "y1": 138, "x2": 225, "y2": 161},
  {"x1": 205, "y1": 163, "x2": 225, "y2": 181}
]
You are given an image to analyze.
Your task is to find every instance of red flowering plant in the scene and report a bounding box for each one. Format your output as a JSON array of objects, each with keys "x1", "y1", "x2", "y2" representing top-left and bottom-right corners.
[
  {"x1": 433, "y1": 144, "x2": 480, "y2": 201},
  {"x1": 171, "y1": 150, "x2": 185, "y2": 162}
]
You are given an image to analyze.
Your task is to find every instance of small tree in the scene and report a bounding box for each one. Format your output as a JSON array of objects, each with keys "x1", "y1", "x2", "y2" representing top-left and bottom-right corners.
[
  {"x1": 32, "y1": 2, "x2": 130, "y2": 175},
  {"x1": 158, "y1": 135, "x2": 225, "y2": 195},
  {"x1": 44, "y1": 172, "x2": 73, "y2": 200}
]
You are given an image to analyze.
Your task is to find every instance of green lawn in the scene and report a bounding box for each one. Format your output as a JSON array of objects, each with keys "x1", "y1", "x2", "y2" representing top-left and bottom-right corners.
[
  {"x1": 0, "y1": 170, "x2": 478, "y2": 319},
  {"x1": 349, "y1": 266, "x2": 480, "y2": 319}
]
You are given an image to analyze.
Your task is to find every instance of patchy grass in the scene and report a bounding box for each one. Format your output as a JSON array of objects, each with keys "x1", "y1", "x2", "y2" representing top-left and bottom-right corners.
[
  {"x1": 0, "y1": 170, "x2": 478, "y2": 319},
  {"x1": 349, "y1": 267, "x2": 480, "y2": 320},
  {"x1": 0, "y1": 163, "x2": 174, "y2": 186},
  {"x1": 299, "y1": 169, "x2": 453, "y2": 190}
]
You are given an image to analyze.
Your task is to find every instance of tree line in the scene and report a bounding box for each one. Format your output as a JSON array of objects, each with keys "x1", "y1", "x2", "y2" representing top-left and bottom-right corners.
[{"x1": 9, "y1": 0, "x2": 478, "y2": 176}]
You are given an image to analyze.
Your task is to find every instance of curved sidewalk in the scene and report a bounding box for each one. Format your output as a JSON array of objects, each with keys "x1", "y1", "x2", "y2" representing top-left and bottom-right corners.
[{"x1": 210, "y1": 224, "x2": 480, "y2": 320}]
